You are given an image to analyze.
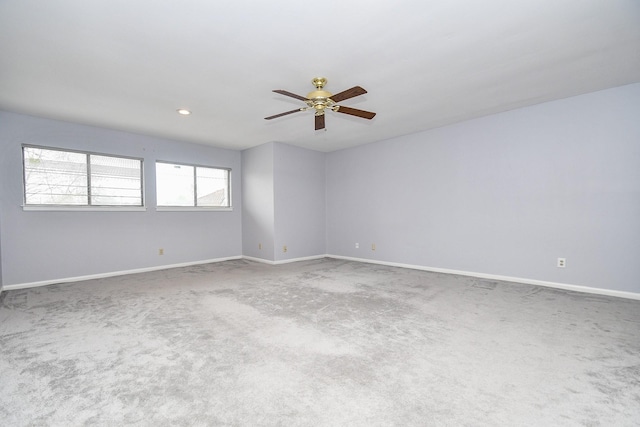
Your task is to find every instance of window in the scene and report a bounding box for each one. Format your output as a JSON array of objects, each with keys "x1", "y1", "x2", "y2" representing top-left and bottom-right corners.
[
  {"x1": 156, "y1": 161, "x2": 231, "y2": 208},
  {"x1": 22, "y1": 146, "x2": 143, "y2": 207}
]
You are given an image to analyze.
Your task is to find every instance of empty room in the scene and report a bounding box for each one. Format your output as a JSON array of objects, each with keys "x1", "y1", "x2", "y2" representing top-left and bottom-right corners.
[{"x1": 1, "y1": 1, "x2": 639, "y2": 425}]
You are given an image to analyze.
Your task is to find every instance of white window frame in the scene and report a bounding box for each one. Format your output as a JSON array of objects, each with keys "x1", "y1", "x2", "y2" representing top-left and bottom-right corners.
[
  {"x1": 155, "y1": 160, "x2": 232, "y2": 211},
  {"x1": 22, "y1": 145, "x2": 145, "y2": 211}
]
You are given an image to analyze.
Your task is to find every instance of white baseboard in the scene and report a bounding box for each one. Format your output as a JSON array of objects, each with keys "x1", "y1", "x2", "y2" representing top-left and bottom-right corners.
[
  {"x1": 327, "y1": 255, "x2": 640, "y2": 301},
  {"x1": 3, "y1": 254, "x2": 638, "y2": 301},
  {"x1": 242, "y1": 254, "x2": 327, "y2": 265},
  {"x1": 242, "y1": 255, "x2": 275, "y2": 265},
  {"x1": 2, "y1": 256, "x2": 243, "y2": 291}
]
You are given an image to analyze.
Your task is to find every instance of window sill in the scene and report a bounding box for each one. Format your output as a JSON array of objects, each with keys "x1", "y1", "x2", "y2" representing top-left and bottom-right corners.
[
  {"x1": 156, "y1": 206, "x2": 233, "y2": 212},
  {"x1": 23, "y1": 205, "x2": 147, "y2": 212}
]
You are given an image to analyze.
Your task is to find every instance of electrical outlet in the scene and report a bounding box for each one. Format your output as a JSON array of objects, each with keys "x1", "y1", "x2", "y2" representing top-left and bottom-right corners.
[
  {"x1": 557, "y1": 258, "x2": 566, "y2": 268},
  {"x1": 258, "y1": 243, "x2": 262, "y2": 250},
  {"x1": 283, "y1": 245, "x2": 287, "y2": 253},
  {"x1": 355, "y1": 243, "x2": 359, "y2": 249},
  {"x1": 159, "y1": 248, "x2": 164, "y2": 255},
  {"x1": 371, "y1": 243, "x2": 376, "y2": 251}
]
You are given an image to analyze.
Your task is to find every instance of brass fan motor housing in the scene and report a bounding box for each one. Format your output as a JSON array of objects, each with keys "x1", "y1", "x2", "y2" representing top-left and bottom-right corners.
[
  {"x1": 307, "y1": 90, "x2": 332, "y2": 99},
  {"x1": 306, "y1": 77, "x2": 334, "y2": 114}
]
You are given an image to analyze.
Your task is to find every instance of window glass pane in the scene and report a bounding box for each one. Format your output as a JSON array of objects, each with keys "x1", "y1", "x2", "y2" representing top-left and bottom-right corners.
[
  {"x1": 156, "y1": 163, "x2": 195, "y2": 206},
  {"x1": 196, "y1": 167, "x2": 229, "y2": 207},
  {"x1": 23, "y1": 147, "x2": 88, "y2": 205},
  {"x1": 23, "y1": 146, "x2": 144, "y2": 207},
  {"x1": 156, "y1": 162, "x2": 231, "y2": 208},
  {"x1": 90, "y1": 155, "x2": 142, "y2": 206}
]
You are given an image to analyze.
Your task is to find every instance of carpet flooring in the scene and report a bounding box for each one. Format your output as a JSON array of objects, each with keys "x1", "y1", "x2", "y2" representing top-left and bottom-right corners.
[{"x1": 0, "y1": 258, "x2": 639, "y2": 426}]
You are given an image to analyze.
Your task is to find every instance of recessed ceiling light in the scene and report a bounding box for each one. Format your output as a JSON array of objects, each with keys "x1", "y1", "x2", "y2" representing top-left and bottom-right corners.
[{"x1": 176, "y1": 109, "x2": 191, "y2": 115}]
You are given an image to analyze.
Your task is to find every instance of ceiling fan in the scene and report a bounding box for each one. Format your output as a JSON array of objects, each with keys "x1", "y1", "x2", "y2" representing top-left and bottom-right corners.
[{"x1": 265, "y1": 77, "x2": 376, "y2": 130}]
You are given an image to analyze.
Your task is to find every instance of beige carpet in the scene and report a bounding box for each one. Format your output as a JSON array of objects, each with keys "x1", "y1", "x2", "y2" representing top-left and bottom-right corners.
[{"x1": 1, "y1": 258, "x2": 639, "y2": 426}]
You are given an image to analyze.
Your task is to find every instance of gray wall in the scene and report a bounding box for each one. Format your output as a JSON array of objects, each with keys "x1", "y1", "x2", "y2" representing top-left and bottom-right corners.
[
  {"x1": 326, "y1": 84, "x2": 640, "y2": 293},
  {"x1": 273, "y1": 143, "x2": 326, "y2": 261},
  {"x1": 0, "y1": 111, "x2": 242, "y2": 286},
  {"x1": 2, "y1": 84, "x2": 639, "y2": 294},
  {"x1": 242, "y1": 142, "x2": 326, "y2": 262},
  {"x1": 241, "y1": 142, "x2": 275, "y2": 260},
  {"x1": 0, "y1": 210, "x2": 3, "y2": 288}
]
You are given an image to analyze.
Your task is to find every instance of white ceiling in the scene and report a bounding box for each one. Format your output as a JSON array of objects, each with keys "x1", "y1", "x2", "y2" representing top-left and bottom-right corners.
[{"x1": 1, "y1": 0, "x2": 639, "y2": 152}]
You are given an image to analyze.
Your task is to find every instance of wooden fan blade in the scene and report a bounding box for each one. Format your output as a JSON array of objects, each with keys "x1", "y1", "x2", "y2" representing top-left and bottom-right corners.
[
  {"x1": 315, "y1": 114, "x2": 325, "y2": 130},
  {"x1": 273, "y1": 90, "x2": 308, "y2": 101},
  {"x1": 264, "y1": 108, "x2": 303, "y2": 120},
  {"x1": 330, "y1": 86, "x2": 367, "y2": 103},
  {"x1": 335, "y1": 106, "x2": 376, "y2": 120}
]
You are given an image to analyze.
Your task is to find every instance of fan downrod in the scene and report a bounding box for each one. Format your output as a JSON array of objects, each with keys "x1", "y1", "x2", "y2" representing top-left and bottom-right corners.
[{"x1": 312, "y1": 77, "x2": 327, "y2": 89}]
